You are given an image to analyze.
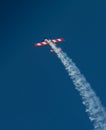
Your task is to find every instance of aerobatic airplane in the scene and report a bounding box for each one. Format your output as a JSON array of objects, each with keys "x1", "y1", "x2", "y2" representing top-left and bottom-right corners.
[{"x1": 34, "y1": 38, "x2": 64, "y2": 52}]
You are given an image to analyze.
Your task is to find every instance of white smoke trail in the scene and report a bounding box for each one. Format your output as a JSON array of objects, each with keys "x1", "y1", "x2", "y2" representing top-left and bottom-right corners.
[{"x1": 49, "y1": 42, "x2": 106, "y2": 130}]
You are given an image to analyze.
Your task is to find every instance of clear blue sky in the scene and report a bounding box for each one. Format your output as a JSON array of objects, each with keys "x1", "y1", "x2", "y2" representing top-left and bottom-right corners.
[{"x1": 0, "y1": 0, "x2": 106, "y2": 130}]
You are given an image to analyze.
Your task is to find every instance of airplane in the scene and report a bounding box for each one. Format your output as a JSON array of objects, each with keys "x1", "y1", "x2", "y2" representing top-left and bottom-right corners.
[{"x1": 34, "y1": 38, "x2": 64, "y2": 52}]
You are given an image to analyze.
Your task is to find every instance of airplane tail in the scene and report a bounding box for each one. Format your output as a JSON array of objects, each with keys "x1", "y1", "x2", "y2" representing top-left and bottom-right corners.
[{"x1": 50, "y1": 48, "x2": 62, "y2": 53}]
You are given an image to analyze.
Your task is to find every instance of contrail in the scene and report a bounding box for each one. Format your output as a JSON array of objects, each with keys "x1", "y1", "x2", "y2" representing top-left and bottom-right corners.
[{"x1": 49, "y1": 42, "x2": 106, "y2": 130}]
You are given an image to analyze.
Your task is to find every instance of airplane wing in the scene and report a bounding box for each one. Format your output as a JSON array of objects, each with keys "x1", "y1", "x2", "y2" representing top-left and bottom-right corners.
[
  {"x1": 34, "y1": 38, "x2": 64, "y2": 47},
  {"x1": 34, "y1": 41, "x2": 48, "y2": 46},
  {"x1": 51, "y1": 38, "x2": 64, "y2": 43}
]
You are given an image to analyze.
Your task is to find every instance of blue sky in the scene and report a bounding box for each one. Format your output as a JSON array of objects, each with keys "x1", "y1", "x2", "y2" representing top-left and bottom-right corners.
[{"x1": 0, "y1": 0, "x2": 106, "y2": 130}]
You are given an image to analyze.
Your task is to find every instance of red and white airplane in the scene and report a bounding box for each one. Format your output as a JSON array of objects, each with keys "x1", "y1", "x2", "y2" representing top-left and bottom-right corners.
[{"x1": 34, "y1": 38, "x2": 64, "y2": 52}]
